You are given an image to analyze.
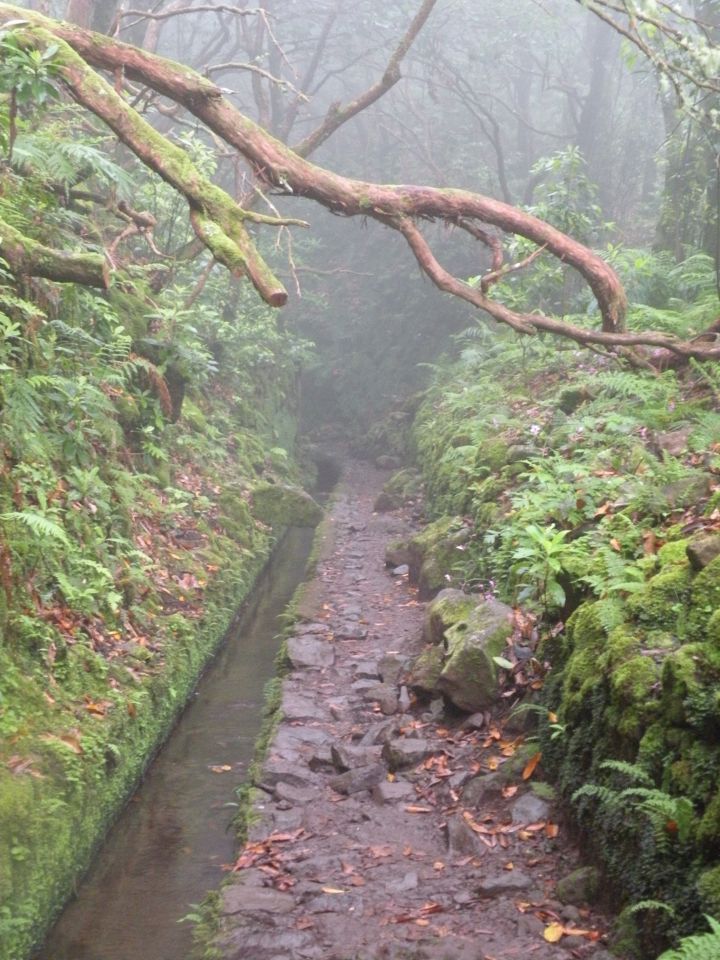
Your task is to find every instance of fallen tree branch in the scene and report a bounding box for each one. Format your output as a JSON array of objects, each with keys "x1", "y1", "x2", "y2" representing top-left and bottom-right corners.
[{"x1": 0, "y1": 215, "x2": 109, "y2": 287}]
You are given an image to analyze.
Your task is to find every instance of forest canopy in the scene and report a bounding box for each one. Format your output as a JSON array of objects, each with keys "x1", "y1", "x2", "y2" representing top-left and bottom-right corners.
[{"x1": 0, "y1": 0, "x2": 719, "y2": 367}]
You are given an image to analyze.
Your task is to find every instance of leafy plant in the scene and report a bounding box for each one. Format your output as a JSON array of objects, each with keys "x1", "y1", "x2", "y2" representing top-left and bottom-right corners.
[{"x1": 657, "y1": 916, "x2": 720, "y2": 960}]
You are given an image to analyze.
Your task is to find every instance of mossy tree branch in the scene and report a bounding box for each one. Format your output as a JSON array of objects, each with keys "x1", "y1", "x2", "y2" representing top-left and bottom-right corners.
[
  {"x1": 0, "y1": 214, "x2": 110, "y2": 287},
  {"x1": 4, "y1": 5, "x2": 720, "y2": 362}
]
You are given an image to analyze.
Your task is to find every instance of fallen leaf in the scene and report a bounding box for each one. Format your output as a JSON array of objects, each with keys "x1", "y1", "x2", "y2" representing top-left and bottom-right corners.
[
  {"x1": 209, "y1": 764, "x2": 232, "y2": 773},
  {"x1": 404, "y1": 805, "x2": 433, "y2": 814},
  {"x1": 502, "y1": 785, "x2": 519, "y2": 799},
  {"x1": 544, "y1": 922, "x2": 564, "y2": 943},
  {"x1": 522, "y1": 750, "x2": 542, "y2": 780},
  {"x1": 545, "y1": 822, "x2": 560, "y2": 838},
  {"x1": 321, "y1": 886, "x2": 346, "y2": 895}
]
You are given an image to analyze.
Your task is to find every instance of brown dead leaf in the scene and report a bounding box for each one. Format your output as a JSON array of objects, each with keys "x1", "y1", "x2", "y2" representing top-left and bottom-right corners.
[
  {"x1": 545, "y1": 822, "x2": 560, "y2": 838},
  {"x1": 522, "y1": 750, "x2": 542, "y2": 780},
  {"x1": 404, "y1": 805, "x2": 433, "y2": 814},
  {"x1": 502, "y1": 785, "x2": 519, "y2": 799},
  {"x1": 321, "y1": 886, "x2": 346, "y2": 895},
  {"x1": 209, "y1": 764, "x2": 232, "y2": 773}
]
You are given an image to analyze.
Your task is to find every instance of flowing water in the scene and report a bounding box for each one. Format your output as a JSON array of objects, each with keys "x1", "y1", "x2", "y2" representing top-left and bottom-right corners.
[{"x1": 36, "y1": 523, "x2": 318, "y2": 960}]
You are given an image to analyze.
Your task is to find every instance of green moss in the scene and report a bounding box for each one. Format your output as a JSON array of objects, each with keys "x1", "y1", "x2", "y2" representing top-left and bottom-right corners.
[
  {"x1": 561, "y1": 603, "x2": 612, "y2": 718},
  {"x1": 626, "y1": 562, "x2": 692, "y2": 634},
  {"x1": 250, "y1": 482, "x2": 323, "y2": 529},
  {"x1": 658, "y1": 539, "x2": 691, "y2": 567},
  {"x1": 697, "y1": 865, "x2": 720, "y2": 916},
  {"x1": 689, "y1": 554, "x2": 720, "y2": 640}
]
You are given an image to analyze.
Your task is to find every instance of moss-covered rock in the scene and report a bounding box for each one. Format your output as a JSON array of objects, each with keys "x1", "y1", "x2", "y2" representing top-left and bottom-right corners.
[
  {"x1": 688, "y1": 554, "x2": 720, "y2": 640},
  {"x1": 407, "y1": 516, "x2": 470, "y2": 600},
  {"x1": 626, "y1": 562, "x2": 692, "y2": 634},
  {"x1": 407, "y1": 645, "x2": 445, "y2": 695},
  {"x1": 436, "y1": 599, "x2": 513, "y2": 712},
  {"x1": 423, "y1": 588, "x2": 477, "y2": 645},
  {"x1": 250, "y1": 482, "x2": 323, "y2": 528}
]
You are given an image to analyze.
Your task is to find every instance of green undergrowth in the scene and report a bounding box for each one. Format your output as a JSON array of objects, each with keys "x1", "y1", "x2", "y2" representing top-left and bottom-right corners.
[
  {"x1": 390, "y1": 264, "x2": 720, "y2": 958},
  {"x1": 0, "y1": 68, "x2": 322, "y2": 958}
]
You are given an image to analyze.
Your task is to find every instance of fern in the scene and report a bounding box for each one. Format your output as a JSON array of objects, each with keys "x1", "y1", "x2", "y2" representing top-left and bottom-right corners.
[
  {"x1": 1, "y1": 510, "x2": 69, "y2": 546},
  {"x1": 598, "y1": 759, "x2": 655, "y2": 787},
  {"x1": 658, "y1": 916, "x2": 720, "y2": 960}
]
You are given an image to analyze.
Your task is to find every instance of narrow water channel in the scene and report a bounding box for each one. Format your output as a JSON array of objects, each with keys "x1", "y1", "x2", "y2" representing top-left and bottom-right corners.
[{"x1": 36, "y1": 523, "x2": 318, "y2": 960}]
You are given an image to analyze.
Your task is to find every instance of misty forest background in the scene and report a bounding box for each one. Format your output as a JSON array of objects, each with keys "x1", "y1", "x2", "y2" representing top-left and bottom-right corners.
[{"x1": 3, "y1": 1, "x2": 720, "y2": 959}]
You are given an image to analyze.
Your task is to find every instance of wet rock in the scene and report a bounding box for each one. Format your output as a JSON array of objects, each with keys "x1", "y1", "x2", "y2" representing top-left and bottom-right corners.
[
  {"x1": 511, "y1": 792, "x2": 551, "y2": 824},
  {"x1": 358, "y1": 718, "x2": 400, "y2": 746},
  {"x1": 308, "y1": 746, "x2": 335, "y2": 772},
  {"x1": 274, "y1": 727, "x2": 331, "y2": 755},
  {"x1": 423, "y1": 589, "x2": 480, "y2": 645},
  {"x1": 516, "y1": 913, "x2": 545, "y2": 937},
  {"x1": 374, "y1": 491, "x2": 401, "y2": 512},
  {"x1": 476, "y1": 871, "x2": 533, "y2": 896},
  {"x1": 506, "y1": 444, "x2": 540, "y2": 463},
  {"x1": 339, "y1": 602, "x2": 363, "y2": 619},
  {"x1": 378, "y1": 653, "x2": 405, "y2": 685},
  {"x1": 398, "y1": 685, "x2": 411, "y2": 712},
  {"x1": 221, "y1": 883, "x2": 296, "y2": 915},
  {"x1": 462, "y1": 774, "x2": 502, "y2": 806},
  {"x1": 363, "y1": 682, "x2": 398, "y2": 714},
  {"x1": 391, "y1": 564, "x2": 409, "y2": 577},
  {"x1": 388, "y1": 871, "x2": 418, "y2": 892},
  {"x1": 382, "y1": 738, "x2": 433, "y2": 771},
  {"x1": 406, "y1": 645, "x2": 444, "y2": 695},
  {"x1": 251, "y1": 481, "x2": 323, "y2": 528},
  {"x1": 372, "y1": 780, "x2": 416, "y2": 805},
  {"x1": 446, "y1": 813, "x2": 483, "y2": 857},
  {"x1": 436, "y1": 598, "x2": 513, "y2": 713},
  {"x1": 561, "y1": 936, "x2": 589, "y2": 952},
  {"x1": 286, "y1": 636, "x2": 335, "y2": 670},
  {"x1": 656, "y1": 426, "x2": 692, "y2": 458},
  {"x1": 353, "y1": 660, "x2": 380, "y2": 680},
  {"x1": 335, "y1": 623, "x2": 368, "y2": 640},
  {"x1": 260, "y1": 758, "x2": 311, "y2": 790},
  {"x1": 561, "y1": 905, "x2": 582, "y2": 923},
  {"x1": 273, "y1": 781, "x2": 317, "y2": 805},
  {"x1": 331, "y1": 743, "x2": 383, "y2": 772},
  {"x1": 555, "y1": 865, "x2": 601, "y2": 905},
  {"x1": 687, "y1": 533, "x2": 720, "y2": 571},
  {"x1": 407, "y1": 518, "x2": 471, "y2": 599},
  {"x1": 280, "y1": 689, "x2": 328, "y2": 721},
  {"x1": 385, "y1": 539, "x2": 410, "y2": 568},
  {"x1": 329, "y1": 763, "x2": 386, "y2": 795},
  {"x1": 462, "y1": 711, "x2": 490, "y2": 731}
]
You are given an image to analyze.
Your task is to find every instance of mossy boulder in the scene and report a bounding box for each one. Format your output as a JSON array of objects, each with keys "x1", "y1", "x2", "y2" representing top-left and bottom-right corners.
[
  {"x1": 555, "y1": 865, "x2": 601, "y2": 905},
  {"x1": 385, "y1": 539, "x2": 410, "y2": 568},
  {"x1": 423, "y1": 588, "x2": 477, "y2": 645},
  {"x1": 250, "y1": 482, "x2": 323, "y2": 528},
  {"x1": 374, "y1": 466, "x2": 421, "y2": 510},
  {"x1": 687, "y1": 533, "x2": 720, "y2": 571},
  {"x1": 407, "y1": 645, "x2": 445, "y2": 695},
  {"x1": 626, "y1": 561, "x2": 692, "y2": 634},
  {"x1": 688, "y1": 554, "x2": 720, "y2": 640},
  {"x1": 436, "y1": 598, "x2": 513, "y2": 712},
  {"x1": 407, "y1": 516, "x2": 471, "y2": 599}
]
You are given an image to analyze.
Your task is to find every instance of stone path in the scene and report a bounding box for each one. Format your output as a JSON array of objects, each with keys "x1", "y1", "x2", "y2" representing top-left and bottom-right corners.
[{"x1": 210, "y1": 460, "x2": 616, "y2": 960}]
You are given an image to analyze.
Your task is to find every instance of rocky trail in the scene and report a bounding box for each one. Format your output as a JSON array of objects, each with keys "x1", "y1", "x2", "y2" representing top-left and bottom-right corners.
[{"x1": 209, "y1": 460, "x2": 616, "y2": 960}]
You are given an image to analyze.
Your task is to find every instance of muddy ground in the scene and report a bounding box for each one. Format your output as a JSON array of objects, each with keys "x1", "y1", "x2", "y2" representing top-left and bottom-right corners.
[{"x1": 209, "y1": 460, "x2": 617, "y2": 960}]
